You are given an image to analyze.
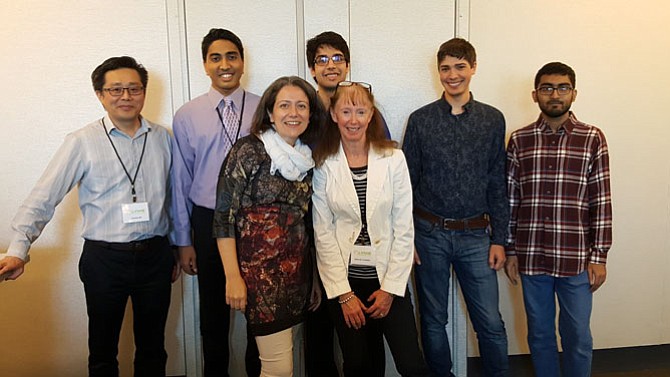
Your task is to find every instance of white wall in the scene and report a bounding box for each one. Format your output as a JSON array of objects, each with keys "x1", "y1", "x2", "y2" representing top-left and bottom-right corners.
[
  {"x1": 1, "y1": 0, "x2": 669, "y2": 376},
  {"x1": 468, "y1": 0, "x2": 670, "y2": 355},
  {"x1": 0, "y1": 1, "x2": 185, "y2": 376}
]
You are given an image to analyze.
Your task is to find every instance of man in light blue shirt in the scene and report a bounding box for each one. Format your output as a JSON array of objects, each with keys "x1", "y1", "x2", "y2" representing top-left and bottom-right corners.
[
  {"x1": 171, "y1": 28, "x2": 261, "y2": 377},
  {"x1": 0, "y1": 56, "x2": 177, "y2": 377}
]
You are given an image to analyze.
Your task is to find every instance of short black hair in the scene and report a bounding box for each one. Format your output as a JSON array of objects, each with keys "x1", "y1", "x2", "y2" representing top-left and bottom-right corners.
[
  {"x1": 535, "y1": 62, "x2": 576, "y2": 88},
  {"x1": 306, "y1": 31, "x2": 350, "y2": 69},
  {"x1": 91, "y1": 56, "x2": 148, "y2": 92},
  {"x1": 202, "y1": 28, "x2": 244, "y2": 62}
]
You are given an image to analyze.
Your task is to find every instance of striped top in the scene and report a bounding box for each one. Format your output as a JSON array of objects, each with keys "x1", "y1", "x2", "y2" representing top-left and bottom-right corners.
[{"x1": 348, "y1": 166, "x2": 378, "y2": 280}]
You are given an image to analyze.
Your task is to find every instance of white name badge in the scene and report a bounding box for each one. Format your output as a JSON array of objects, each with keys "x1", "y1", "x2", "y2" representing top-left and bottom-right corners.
[
  {"x1": 122, "y1": 202, "x2": 150, "y2": 223},
  {"x1": 350, "y1": 245, "x2": 376, "y2": 267}
]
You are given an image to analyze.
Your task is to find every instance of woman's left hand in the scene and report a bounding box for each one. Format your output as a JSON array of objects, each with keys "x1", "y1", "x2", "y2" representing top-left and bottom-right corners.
[{"x1": 365, "y1": 289, "x2": 394, "y2": 319}]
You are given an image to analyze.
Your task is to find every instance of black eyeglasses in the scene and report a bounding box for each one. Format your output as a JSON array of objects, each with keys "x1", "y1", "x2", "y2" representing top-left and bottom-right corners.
[
  {"x1": 314, "y1": 54, "x2": 346, "y2": 66},
  {"x1": 337, "y1": 81, "x2": 372, "y2": 93},
  {"x1": 536, "y1": 85, "x2": 573, "y2": 96},
  {"x1": 102, "y1": 86, "x2": 145, "y2": 97}
]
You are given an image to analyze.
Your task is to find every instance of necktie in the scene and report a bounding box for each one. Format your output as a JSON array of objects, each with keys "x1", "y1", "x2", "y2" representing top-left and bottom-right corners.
[{"x1": 220, "y1": 98, "x2": 239, "y2": 148}]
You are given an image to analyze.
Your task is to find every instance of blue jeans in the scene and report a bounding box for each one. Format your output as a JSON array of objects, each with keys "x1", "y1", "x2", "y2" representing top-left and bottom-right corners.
[
  {"x1": 521, "y1": 271, "x2": 593, "y2": 377},
  {"x1": 414, "y1": 217, "x2": 508, "y2": 377}
]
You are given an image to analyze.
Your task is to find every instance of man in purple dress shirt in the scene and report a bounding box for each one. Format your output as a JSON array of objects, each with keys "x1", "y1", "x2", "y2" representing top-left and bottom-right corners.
[{"x1": 170, "y1": 28, "x2": 261, "y2": 377}]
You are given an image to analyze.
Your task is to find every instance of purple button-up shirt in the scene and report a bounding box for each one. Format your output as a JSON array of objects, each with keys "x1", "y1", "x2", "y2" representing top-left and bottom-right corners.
[{"x1": 171, "y1": 86, "x2": 260, "y2": 246}]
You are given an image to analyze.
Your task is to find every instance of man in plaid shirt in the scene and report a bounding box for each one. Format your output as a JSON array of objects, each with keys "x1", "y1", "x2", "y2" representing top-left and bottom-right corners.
[{"x1": 505, "y1": 62, "x2": 612, "y2": 377}]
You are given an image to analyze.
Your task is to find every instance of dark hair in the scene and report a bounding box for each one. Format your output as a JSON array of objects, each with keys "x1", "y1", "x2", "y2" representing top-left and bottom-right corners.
[
  {"x1": 313, "y1": 84, "x2": 396, "y2": 167},
  {"x1": 437, "y1": 38, "x2": 476, "y2": 67},
  {"x1": 534, "y1": 62, "x2": 576, "y2": 88},
  {"x1": 251, "y1": 76, "x2": 325, "y2": 146},
  {"x1": 306, "y1": 31, "x2": 350, "y2": 69},
  {"x1": 202, "y1": 28, "x2": 244, "y2": 62},
  {"x1": 91, "y1": 56, "x2": 148, "y2": 92}
]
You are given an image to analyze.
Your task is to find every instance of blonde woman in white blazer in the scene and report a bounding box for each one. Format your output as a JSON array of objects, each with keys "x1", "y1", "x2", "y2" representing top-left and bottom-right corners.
[{"x1": 311, "y1": 82, "x2": 430, "y2": 377}]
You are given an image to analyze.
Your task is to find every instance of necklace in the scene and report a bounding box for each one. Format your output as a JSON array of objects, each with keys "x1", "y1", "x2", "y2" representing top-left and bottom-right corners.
[{"x1": 350, "y1": 166, "x2": 368, "y2": 181}]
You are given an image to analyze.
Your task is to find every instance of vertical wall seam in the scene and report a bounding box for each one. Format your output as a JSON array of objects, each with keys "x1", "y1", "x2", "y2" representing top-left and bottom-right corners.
[
  {"x1": 164, "y1": 0, "x2": 199, "y2": 376},
  {"x1": 455, "y1": 0, "x2": 470, "y2": 39},
  {"x1": 296, "y1": 0, "x2": 306, "y2": 79}
]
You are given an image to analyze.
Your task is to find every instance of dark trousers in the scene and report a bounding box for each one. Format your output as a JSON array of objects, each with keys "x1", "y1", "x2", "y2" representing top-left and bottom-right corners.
[
  {"x1": 79, "y1": 236, "x2": 173, "y2": 377},
  {"x1": 304, "y1": 280, "x2": 339, "y2": 377},
  {"x1": 192, "y1": 205, "x2": 260, "y2": 377},
  {"x1": 328, "y1": 278, "x2": 431, "y2": 377}
]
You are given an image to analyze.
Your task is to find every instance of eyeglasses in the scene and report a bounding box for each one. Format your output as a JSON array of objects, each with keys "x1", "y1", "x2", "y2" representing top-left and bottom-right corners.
[
  {"x1": 314, "y1": 54, "x2": 346, "y2": 66},
  {"x1": 337, "y1": 81, "x2": 372, "y2": 93},
  {"x1": 102, "y1": 86, "x2": 145, "y2": 97},
  {"x1": 536, "y1": 85, "x2": 573, "y2": 96}
]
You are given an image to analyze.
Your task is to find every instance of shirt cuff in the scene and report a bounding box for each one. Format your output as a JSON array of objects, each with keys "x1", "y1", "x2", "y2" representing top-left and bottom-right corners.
[
  {"x1": 504, "y1": 244, "x2": 516, "y2": 256},
  {"x1": 6, "y1": 241, "x2": 30, "y2": 262},
  {"x1": 589, "y1": 248, "x2": 608, "y2": 264},
  {"x1": 171, "y1": 230, "x2": 193, "y2": 247}
]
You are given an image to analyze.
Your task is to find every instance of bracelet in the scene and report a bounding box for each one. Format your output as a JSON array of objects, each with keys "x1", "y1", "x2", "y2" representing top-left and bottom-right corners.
[{"x1": 338, "y1": 294, "x2": 355, "y2": 304}]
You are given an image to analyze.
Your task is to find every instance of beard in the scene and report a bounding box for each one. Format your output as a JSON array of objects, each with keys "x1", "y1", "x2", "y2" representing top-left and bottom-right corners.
[{"x1": 540, "y1": 101, "x2": 571, "y2": 118}]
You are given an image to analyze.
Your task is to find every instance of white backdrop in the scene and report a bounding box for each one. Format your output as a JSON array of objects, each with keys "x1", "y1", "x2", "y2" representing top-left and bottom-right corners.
[{"x1": 1, "y1": 1, "x2": 670, "y2": 376}]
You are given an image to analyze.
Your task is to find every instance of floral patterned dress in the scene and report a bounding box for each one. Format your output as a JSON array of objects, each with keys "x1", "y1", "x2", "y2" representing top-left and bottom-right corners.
[{"x1": 213, "y1": 135, "x2": 311, "y2": 336}]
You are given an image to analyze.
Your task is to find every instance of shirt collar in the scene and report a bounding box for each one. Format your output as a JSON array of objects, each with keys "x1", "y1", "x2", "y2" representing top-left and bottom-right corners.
[
  {"x1": 103, "y1": 115, "x2": 150, "y2": 139},
  {"x1": 207, "y1": 86, "x2": 245, "y2": 110},
  {"x1": 536, "y1": 111, "x2": 578, "y2": 135},
  {"x1": 439, "y1": 92, "x2": 476, "y2": 114}
]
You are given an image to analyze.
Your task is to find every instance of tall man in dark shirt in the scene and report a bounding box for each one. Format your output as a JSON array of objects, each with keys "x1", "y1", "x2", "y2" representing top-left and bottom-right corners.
[
  {"x1": 403, "y1": 38, "x2": 509, "y2": 377},
  {"x1": 505, "y1": 62, "x2": 612, "y2": 377}
]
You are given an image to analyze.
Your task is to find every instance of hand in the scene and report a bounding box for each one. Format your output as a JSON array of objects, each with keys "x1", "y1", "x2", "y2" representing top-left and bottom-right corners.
[
  {"x1": 504, "y1": 255, "x2": 520, "y2": 285},
  {"x1": 308, "y1": 281, "x2": 322, "y2": 312},
  {"x1": 365, "y1": 289, "x2": 394, "y2": 319},
  {"x1": 0, "y1": 256, "x2": 26, "y2": 281},
  {"x1": 178, "y1": 246, "x2": 198, "y2": 275},
  {"x1": 339, "y1": 292, "x2": 368, "y2": 330},
  {"x1": 488, "y1": 244, "x2": 506, "y2": 271},
  {"x1": 413, "y1": 247, "x2": 422, "y2": 265},
  {"x1": 226, "y1": 275, "x2": 247, "y2": 311},
  {"x1": 587, "y1": 262, "x2": 607, "y2": 292}
]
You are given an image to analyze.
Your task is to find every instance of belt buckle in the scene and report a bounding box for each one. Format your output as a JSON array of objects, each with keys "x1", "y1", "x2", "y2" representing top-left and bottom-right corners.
[
  {"x1": 128, "y1": 240, "x2": 148, "y2": 251},
  {"x1": 442, "y1": 218, "x2": 456, "y2": 230}
]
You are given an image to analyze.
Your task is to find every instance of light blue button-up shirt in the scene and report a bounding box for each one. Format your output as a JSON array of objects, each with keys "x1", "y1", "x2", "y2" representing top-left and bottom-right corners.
[{"x1": 7, "y1": 115, "x2": 173, "y2": 261}]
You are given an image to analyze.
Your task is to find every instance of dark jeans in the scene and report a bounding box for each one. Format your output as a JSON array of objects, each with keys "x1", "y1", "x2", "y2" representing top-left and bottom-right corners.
[
  {"x1": 304, "y1": 280, "x2": 339, "y2": 377},
  {"x1": 79, "y1": 236, "x2": 173, "y2": 377},
  {"x1": 414, "y1": 217, "x2": 509, "y2": 377},
  {"x1": 192, "y1": 205, "x2": 260, "y2": 377},
  {"x1": 328, "y1": 277, "x2": 430, "y2": 377}
]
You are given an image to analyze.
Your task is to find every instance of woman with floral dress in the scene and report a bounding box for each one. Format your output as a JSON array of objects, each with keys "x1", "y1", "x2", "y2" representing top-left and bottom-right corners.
[{"x1": 213, "y1": 76, "x2": 325, "y2": 377}]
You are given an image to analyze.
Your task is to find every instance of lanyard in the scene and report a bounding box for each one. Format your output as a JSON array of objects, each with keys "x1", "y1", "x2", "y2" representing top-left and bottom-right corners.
[
  {"x1": 101, "y1": 118, "x2": 148, "y2": 203},
  {"x1": 216, "y1": 90, "x2": 246, "y2": 146}
]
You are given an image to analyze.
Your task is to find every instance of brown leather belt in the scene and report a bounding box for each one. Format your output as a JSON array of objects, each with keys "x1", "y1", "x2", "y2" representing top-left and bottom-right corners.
[
  {"x1": 413, "y1": 207, "x2": 489, "y2": 231},
  {"x1": 86, "y1": 236, "x2": 165, "y2": 251}
]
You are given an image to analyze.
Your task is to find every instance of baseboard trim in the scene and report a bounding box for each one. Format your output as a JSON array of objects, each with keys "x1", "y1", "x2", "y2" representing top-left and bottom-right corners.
[{"x1": 467, "y1": 344, "x2": 670, "y2": 376}]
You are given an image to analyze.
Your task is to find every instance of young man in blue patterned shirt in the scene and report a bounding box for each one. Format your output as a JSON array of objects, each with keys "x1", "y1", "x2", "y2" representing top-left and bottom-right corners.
[{"x1": 403, "y1": 38, "x2": 510, "y2": 377}]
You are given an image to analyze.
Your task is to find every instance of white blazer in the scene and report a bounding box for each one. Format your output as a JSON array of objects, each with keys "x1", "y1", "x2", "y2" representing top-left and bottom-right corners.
[{"x1": 312, "y1": 144, "x2": 414, "y2": 299}]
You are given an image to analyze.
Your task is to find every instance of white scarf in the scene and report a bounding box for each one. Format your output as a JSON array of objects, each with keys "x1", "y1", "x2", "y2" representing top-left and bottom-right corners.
[{"x1": 258, "y1": 129, "x2": 314, "y2": 181}]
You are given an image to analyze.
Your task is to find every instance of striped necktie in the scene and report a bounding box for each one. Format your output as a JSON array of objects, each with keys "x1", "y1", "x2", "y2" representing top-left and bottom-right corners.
[{"x1": 220, "y1": 98, "x2": 239, "y2": 148}]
